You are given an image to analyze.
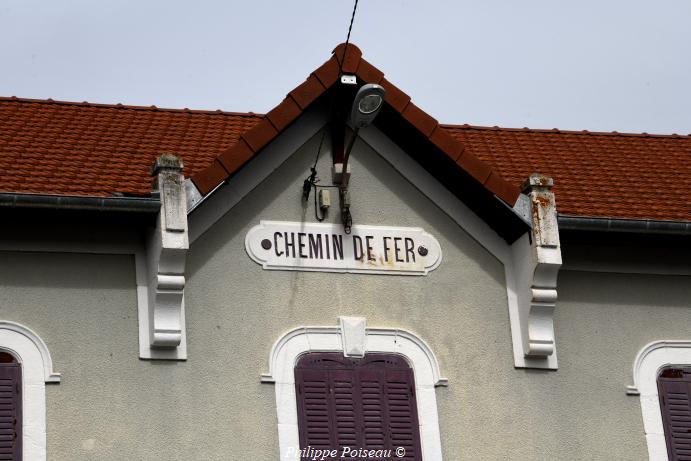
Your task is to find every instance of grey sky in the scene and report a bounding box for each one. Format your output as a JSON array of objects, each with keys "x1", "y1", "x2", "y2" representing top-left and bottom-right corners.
[{"x1": 2, "y1": 0, "x2": 690, "y2": 133}]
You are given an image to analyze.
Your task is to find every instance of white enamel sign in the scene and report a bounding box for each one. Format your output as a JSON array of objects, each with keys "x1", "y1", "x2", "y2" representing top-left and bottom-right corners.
[{"x1": 245, "y1": 221, "x2": 442, "y2": 275}]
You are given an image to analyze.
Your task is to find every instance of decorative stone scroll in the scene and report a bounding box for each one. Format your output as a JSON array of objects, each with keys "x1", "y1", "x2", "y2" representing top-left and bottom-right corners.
[
  {"x1": 142, "y1": 154, "x2": 189, "y2": 360},
  {"x1": 509, "y1": 173, "x2": 562, "y2": 369}
]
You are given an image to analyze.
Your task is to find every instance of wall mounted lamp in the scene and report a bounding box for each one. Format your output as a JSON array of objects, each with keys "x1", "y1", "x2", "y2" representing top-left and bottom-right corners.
[{"x1": 336, "y1": 83, "x2": 386, "y2": 232}]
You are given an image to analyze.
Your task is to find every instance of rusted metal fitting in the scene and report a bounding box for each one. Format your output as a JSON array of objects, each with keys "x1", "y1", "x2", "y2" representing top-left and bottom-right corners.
[{"x1": 521, "y1": 172, "x2": 553, "y2": 192}]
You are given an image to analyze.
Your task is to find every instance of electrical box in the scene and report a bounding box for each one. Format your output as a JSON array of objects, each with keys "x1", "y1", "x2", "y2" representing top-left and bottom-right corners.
[
  {"x1": 340, "y1": 190, "x2": 351, "y2": 208},
  {"x1": 318, "y1": 190, "x2": 331, "y2": 210}
]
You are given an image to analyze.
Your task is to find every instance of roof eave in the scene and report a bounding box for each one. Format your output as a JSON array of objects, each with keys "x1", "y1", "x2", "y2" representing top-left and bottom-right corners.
[
  {"x1": 558, "y1": 215, "x2": 691, "y2": 235},
  {"x1": 0, "y1": 192, "x2": 160, "y2": 214}
]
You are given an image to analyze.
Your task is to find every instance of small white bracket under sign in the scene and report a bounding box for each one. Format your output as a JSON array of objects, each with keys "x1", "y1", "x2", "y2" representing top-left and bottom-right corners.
[{"x1": 246, "y1": 221, "x2": 442, "y2": 275}]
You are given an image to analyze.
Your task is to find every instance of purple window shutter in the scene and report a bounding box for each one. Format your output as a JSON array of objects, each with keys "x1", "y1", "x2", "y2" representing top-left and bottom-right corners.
[
  {"x1": 331, "y1": 368, "x2": 359, "y2": 457},
  {"x1": 385, "y1": 368, "x2": 421, "y2": 460},
  {"x1": 658, "y1": 368, "x2": 691, "y2": 460},
  {"x1": 0, "y1": 363, "x2": 21, "y2": 461},
  {"x1": 296, "y1": 367, "x2": 334, "y2": 451},
  {"x1": 358, "y1": 367, "x2": 386, "y2": 452},
  {"x1": 296, "y1": 353, "x2": 422, "y2": 461}
]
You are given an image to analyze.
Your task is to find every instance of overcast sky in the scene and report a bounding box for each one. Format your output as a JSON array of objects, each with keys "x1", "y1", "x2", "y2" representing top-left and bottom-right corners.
[{"x1": 2, "y1": 0, "x2": 690, "y2": 134}]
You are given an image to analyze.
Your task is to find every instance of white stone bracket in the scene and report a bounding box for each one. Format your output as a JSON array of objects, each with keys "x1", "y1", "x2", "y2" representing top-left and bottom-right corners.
[
  {"x1": 140, "y1": 154, "x2": 189, "y2": 360},
  {"x1": 507, "y1": 173, "x2": 562, "y2": 369}
]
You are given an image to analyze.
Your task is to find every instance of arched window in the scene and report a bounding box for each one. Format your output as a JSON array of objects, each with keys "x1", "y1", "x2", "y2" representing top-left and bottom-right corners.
[
  {"x1": 295, "y1": 352, "x2": 422, "y2": 460},
  {"x1": 0, "y1": 321, "x2": 60, "y2": 461},
  {"x1": 262, "y1": 317, "x2": 446, "y2": 460},
  {"x1": 628, "y1": 340, "x2": 691, "y2": 460},
  {"x1": 657, "y1": 367, "x2": 691, "y2": 461},
  {"x1": 0, "y1": 352, "x2": 21, "y2": 460}
]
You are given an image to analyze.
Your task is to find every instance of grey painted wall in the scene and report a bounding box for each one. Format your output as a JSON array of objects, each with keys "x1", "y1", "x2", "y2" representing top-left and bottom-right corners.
[
  {"x1": 0, "y1": 130, "x2": 689, "y2": 459},
  {"x1": 185, "y1": 131, "x2": 512, "y2": 460}
]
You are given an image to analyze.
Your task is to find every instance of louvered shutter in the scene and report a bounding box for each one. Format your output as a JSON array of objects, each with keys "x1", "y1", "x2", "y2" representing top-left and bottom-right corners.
[
  {"x1": 358, "y1": 367, "x2": 386, "y2": 452},
  {"x1": 0, "y1": 364, "x2": 21, "y2": 461},
  {"x1": 658, "y1": 368, "x2": 691, "y2": 460},
  {"x1": 332, "y1": 369, "x2": 359, "y2": 458},
  {"x1": 384, "y1": 368, "x2": 420, "y2": 460},
  {"x1": 296, "y1": 367, "x2": 334, "y2": 451},
  {"x1": 296, "y1": 353, "x2": 422, "y2": 461}
]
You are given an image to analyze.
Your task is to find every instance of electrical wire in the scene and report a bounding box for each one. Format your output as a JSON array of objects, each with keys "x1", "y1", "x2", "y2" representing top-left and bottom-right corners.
[
  {"x1": 302, "y1": 129, "x2": 328, "y2": 203},
  {"x1": 339, "y1": 0, "x2": 359, "y2": 74},
  {"x1": 305, "y1": 0, "x2": 360, "y2": 223},
  {"x1": 312, "y1": 128, "x2": 327, "y2": 172}
]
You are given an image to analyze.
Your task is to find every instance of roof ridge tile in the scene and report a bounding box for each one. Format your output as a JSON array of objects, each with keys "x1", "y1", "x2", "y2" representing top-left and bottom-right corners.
[
  {"x1": 0, "y1": 96, "x2": 265, "y2": 119},
  {"x1": 440, "y1": 123, "x2": 691, "y2": 139}
]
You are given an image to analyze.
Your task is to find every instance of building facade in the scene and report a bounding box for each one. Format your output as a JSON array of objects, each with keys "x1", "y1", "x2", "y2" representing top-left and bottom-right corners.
[{"x1": 0, "y1": 43, "x2": 690, "y2": 460}]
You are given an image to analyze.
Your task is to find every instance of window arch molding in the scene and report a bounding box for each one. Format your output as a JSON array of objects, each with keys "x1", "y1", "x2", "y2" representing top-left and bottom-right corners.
[
  {"x1": 627, "y1": 340, "x2": 691, "y2": 461},
  {"x1": 261, "y1": 317, "x2": 447, "y2": 461},
  {"x1": 0, "y1": 320, "x2": 61, "y2": 461}
]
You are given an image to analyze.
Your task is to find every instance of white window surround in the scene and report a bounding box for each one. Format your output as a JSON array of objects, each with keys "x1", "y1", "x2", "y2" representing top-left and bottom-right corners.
[
  {"x1": 627, "y1": 340, "x2": 691, "y2": 461},
  {"x1": 0, "y1": 321, "x2": 60, "y2": 461},
  {"x1": 261, "y1": 317, "x2": 447, "y2": 461}
]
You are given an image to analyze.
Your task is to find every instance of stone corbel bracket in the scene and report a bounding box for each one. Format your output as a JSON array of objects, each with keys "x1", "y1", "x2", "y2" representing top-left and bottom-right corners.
[
  {"x1": 141, "y1": 154, "x2": 189, "y2": 360},
  {"x1": 509, "y1": 173, "x2": 562, "y2": 369}
]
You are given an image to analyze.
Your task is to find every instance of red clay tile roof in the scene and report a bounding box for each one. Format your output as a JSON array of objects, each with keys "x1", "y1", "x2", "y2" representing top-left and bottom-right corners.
[
  {"x1": 442, "y1": 125, "x2": 691, "y2": 222},
  {"x1": 189, "y1": 43, "x2": 520, "y2": 207},
  {"x1": 0, "y1": 97, "x2": 262, "y2": 196},
  {"x1": 1, "y1": 43, "x2": 690, "y2": 223}
]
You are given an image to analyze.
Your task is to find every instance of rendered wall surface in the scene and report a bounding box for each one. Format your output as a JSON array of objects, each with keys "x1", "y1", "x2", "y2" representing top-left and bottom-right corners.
[
  {"x1": 0, "y1": 130, "x2": 690, "y2": 460},
  {"x1": 0, "y1": 251, "x2": 145, "y2": 459},
  {"x1": 186, "y1": 131, "x2": 691, "y2": 460},
  {"x1": 185, "y1": 131, "x2": 510, "y2": 460}
]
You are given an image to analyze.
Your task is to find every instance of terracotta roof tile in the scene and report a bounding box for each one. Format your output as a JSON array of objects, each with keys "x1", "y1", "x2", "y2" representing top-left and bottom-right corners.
[
  {"x1": 266, "y1": 97, "x2": 302, "y2": 132},
  {"x1": 332, "y1": 43, "x2": 362, "y2": 74},
  {"x1": 441, "y1": 125, "x2": 691, "y2": 221},
  {"x1": 217, "y1": 139, "x2": 253, "y2": 175},
  {"x1": 241, "y1": 119, "x2": 278, "y2": 153},
  {"x1": 2, "y1": 42, "x2": 689, "y2": 223},
  {"x1": 355, "y1": 58, "x2": 384, "y2": 84},
  {"x1": 402, "y1": 102, "x2": 438, "y2": 138},
  {"x1": 313, "y1": 57, "x2": 341, "y2": 88},
  {"x1": 189, "y1": 42, "x2": 517, "y2": 207},
  {"x1": 0, "y1": 97, "x2": 261, "y2": 197},
  {"x1": 192, "y1": 159, "x2": 230, "y2": 196},
  {"x1": 289, "y1": 75, "x2": 326, "y2": 110},
  {"x1": 380, "y1": 78, "x2": 411, "y2": 113},
  {"x1": 430, "y1": 125, "x2": 464, "y2": 161}
]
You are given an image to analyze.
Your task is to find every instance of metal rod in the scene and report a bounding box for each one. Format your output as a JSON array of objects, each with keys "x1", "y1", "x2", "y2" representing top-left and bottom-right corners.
[{"x1": 340, "y1": 127, "x2": 360, "y2": 189}]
